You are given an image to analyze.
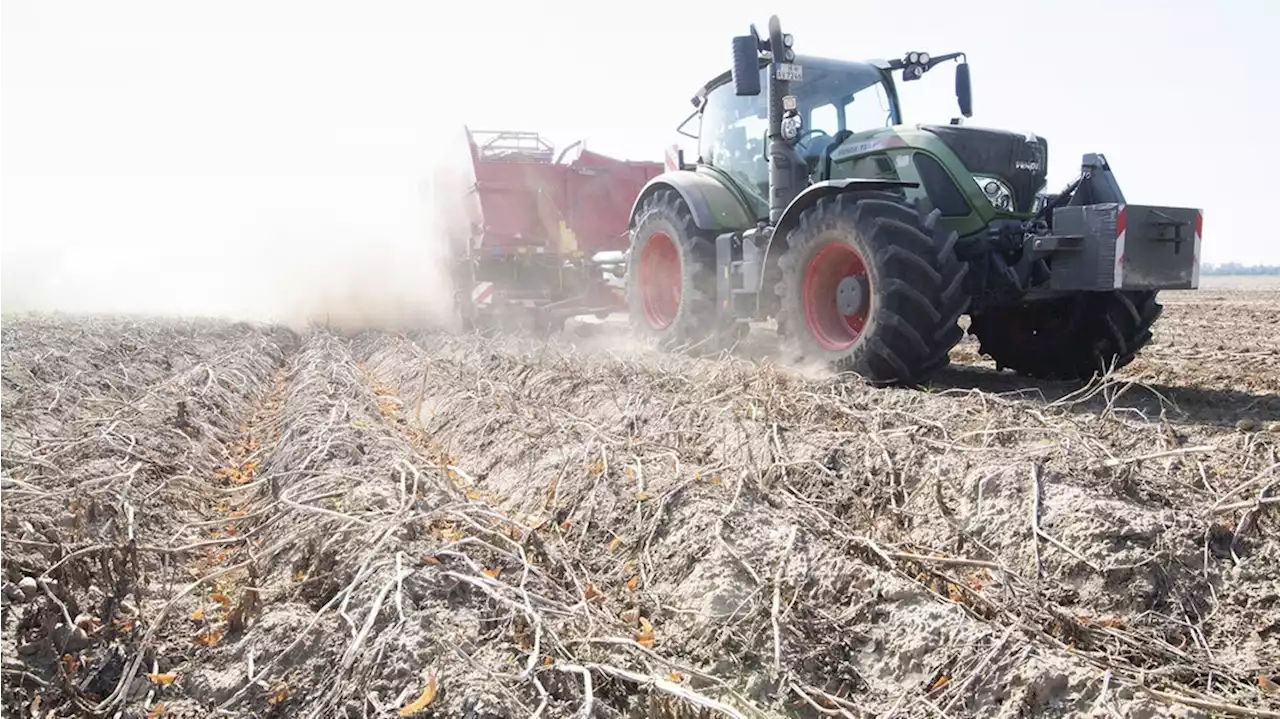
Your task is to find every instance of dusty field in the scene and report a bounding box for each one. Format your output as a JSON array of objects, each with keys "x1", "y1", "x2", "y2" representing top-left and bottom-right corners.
[{"x1": 2, "y1": 282, "x2": 1278, "y2": 718}]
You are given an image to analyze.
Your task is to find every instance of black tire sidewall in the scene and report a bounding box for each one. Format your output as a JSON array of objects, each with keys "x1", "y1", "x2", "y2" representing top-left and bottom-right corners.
[
  {"x1": 625, "y1": 195, "x2": 715, "y2": 345},
  {"x1": 971, "y1": 290, "x2": 1161, "y2": 379}
]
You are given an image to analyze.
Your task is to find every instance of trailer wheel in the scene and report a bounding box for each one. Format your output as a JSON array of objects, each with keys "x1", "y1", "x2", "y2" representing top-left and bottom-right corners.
[
  {"x1": 775, "y1": 191, "x2": 970, "y2": 386},
  {"x1": 968, "y1": 290, "x2": 1161, "y2": 380},
  {"x1": 626, "y1": 190, "x2": 724, "y2": 348}
]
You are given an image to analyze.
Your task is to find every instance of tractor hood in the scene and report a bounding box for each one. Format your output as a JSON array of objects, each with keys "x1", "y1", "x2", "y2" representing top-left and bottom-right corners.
[{"x1": 921, "y1": 124, "x2": 1048, "y2": 214}]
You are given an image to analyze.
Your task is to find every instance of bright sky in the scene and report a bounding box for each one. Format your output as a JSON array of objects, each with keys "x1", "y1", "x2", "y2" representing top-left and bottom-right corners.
[{"x1": 2, "y1": 0, "x2": 1275, "y2": 320}]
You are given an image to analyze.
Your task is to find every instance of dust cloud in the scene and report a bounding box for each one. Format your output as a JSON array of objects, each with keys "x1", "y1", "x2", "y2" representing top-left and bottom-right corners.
[{"x1": 0, "y1": 132, "x2": 481, "y2": 336}]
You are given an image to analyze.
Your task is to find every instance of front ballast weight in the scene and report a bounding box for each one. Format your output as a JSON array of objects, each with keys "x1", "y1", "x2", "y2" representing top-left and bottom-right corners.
[{"x1": 1014, "y1": 154, "x2": 1204, "y2": 295}]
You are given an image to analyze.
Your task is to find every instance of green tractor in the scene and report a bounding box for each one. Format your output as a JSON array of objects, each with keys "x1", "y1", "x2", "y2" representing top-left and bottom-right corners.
[{"x1": 625, "y1": 15, "x2": 1203, "y2": 385}]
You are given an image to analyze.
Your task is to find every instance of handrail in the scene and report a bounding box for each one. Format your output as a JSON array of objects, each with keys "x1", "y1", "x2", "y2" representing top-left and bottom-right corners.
[{"x1": 470, "y1": 130, "x2": 555, "y2": 162}]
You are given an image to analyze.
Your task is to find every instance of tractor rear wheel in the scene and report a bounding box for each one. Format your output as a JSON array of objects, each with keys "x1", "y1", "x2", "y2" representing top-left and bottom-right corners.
[
  {"x1": 626, "y1": 190, "x2": 725, "y2": 348},
  {"x1": 774, "y1": 191, "x2": 970, "y2": 385},
  {"x1": 968, "y1": 290, "x2": 1161, "y2": 380}
]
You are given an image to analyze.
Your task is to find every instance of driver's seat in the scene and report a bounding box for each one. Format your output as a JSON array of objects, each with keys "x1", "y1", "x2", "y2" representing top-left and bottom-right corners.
[
  {"x1": 802, "y1": 133, "x2": 834, "y2": 163},
  {"x1": 812, "y1": 129, "x2": 853, "y2": 177}
]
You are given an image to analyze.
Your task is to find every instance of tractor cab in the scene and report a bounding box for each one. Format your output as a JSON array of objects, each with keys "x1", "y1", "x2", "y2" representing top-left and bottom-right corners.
[
  {"x1": 681, "y1": 50, "x2": 968, "y2": 220},
  {"x1": 692, "y1": 56, "x2": 900, "y2": 195}
]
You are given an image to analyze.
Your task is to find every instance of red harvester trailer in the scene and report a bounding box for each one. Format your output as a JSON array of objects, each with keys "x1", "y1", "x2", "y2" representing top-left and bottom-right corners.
[{"x1": 429, "y1": 128, "x2": 666, "y2": 333}]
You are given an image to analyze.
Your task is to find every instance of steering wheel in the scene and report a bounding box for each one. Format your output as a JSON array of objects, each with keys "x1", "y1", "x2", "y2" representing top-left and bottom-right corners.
[{"x1": 793, "y1": 129, "x2": 831, "y2": 156}]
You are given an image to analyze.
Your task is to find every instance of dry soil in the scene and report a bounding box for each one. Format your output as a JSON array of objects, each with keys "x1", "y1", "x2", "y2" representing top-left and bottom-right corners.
[{"x1": 2, "y1": 278, "x2": 1278, "y2": 718}]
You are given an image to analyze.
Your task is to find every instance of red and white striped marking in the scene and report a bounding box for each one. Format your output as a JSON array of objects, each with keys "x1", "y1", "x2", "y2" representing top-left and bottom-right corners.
[
  {"x1": 1113, "y1": 205, "x2": 1128, "y2": 289},
  {"x1": 663, "y1": 144, "x2": 680, "y2": 173},
  {"x1": 1191, "y1": 210, "x2": 1204, "y2": 288},
  {"x1": 471, "y1": 282, "x2": 494, "y2": 306}
]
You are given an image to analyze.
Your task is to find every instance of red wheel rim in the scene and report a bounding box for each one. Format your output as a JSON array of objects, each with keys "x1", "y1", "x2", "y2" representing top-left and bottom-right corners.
[
  {"x1": 638, "y1": 231, "x2": 681, "y2": 330},
  {"x1": 802, "y1": 242, "x2": 871, "y2": 351}
]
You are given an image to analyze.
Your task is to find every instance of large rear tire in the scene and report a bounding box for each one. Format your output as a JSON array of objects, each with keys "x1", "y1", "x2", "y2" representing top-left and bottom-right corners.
[
  {"x1": 774, "y1": 191, "x2": 970, "y2": 386},
  {"x1": 626, "y1": 190, "x2": 725, "y2": 349},
  {"x1": 968, "y1": 290, "x2": 1161, "y2": 380}
]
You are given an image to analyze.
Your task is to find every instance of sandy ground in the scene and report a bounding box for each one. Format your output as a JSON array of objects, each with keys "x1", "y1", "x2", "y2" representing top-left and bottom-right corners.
[{"x1": 2, "y1": 279, "x2": 1278, "y2": 718}]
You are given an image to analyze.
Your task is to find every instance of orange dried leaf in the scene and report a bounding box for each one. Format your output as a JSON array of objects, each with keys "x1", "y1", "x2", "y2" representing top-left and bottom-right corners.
[
  {"x1": 194, "y1": 628, "x2": 224, "y2": 646},
  {"x1": 147, "y1": 704, "x2": 165, "y2": 718},
  {"x1": 422, "y1": 556, "x2": 441, "y2": 565},
  {"x1": 626, "y1": 576, "x2": 639, "y2": 592},
  {"x1": 559, "y1": 520, "x2": 572, "y2": 532},
  {"x1": 482, "y1": 567, "x2": 501, "y2": 579},
  {"x1": 190, "y1": 607, "x2": 206, "y2": 621},
  {"x1": 584, "y1": 584, "x2": 605, "y2": 603},
  {"x1": 267, "y1": 683, "x2": 290, "y2": 705},
  {"x1": 929, "y1": 675, "x2": 950, "y2": 692},
  {"x1": 147, "y1": 673, "x2": 178, "y2": 685},
  {"x1": 635, "y1": 617, "x2": 655, "y2": 648},
  {"x1": 1260, "y1": 675, "x2": 1278, "y2": 693},
  {"x1": 60, "y1": 654, "x2": 79, "y2": 676},
  {"x1": 209, "y1": 592, "x2": 232, "y2": 610},
  {"x1": 399, "y1": 671, "x2": 439, "y2": 716},
  {"x1": 668, "y1": 671, "x2": 684, "y2": 682},
  {"x1": 543, "y1": 656, "x2": 553, "y2": 666}
]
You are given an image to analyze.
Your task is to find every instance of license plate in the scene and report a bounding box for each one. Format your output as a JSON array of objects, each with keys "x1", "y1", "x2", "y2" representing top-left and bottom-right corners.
[{"x1": 775, "y1": 63, "x2": 803, "y2": 82}]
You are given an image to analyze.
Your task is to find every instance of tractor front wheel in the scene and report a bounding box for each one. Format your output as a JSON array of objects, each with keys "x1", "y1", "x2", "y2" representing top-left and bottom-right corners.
[
  {"x1": 968, "y1": 291, "x2": 1161, "y2": 380},
  {"x1": 774, "y1": 191, "x2": 970, "y2": 385},
  {"x1": 626, "y1": 190, "x2": 724, "y2": 349}
]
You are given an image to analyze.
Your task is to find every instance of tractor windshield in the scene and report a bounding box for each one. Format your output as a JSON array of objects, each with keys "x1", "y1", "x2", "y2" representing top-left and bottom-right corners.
[{"x1": 697, "y1": 56, "x2": 898, "y2": 203}]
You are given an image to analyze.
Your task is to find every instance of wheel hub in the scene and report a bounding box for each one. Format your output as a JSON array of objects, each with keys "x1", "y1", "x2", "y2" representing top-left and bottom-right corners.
[
  {"x1": 801, "y1": 242, "x2": 872, "y2": 352},
  {"x1": 836, "y1": 276, "x2": 866, "y2": 316}
]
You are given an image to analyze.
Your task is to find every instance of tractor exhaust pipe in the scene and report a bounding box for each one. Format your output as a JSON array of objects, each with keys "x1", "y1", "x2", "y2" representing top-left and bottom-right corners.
[{"x1": 765, "y1": 16, "x2": 798, "y2": 225}]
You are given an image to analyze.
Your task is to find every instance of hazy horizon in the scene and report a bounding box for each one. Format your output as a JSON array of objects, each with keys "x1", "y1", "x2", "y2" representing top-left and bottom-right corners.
[{"x1": 3, "y1": 0, "x2": 1275, "y2": 323}]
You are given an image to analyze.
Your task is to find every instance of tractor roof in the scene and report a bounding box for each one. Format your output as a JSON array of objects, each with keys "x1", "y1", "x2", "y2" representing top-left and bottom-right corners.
[{"x1": 693, "y1": 54, "x2": 888, "y2": 107}]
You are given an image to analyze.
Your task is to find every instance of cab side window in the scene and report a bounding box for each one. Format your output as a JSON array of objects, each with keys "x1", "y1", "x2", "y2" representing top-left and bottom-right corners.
[{"x1": 698, "y1": 74, "x2": 770, "y2": 203}]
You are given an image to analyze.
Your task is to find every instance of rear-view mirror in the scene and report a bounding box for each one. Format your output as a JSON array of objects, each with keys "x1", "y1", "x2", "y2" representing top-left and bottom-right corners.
[
  {"x1": 732, "y1": 35, "x2": 761, "y2": 96},
  {"x1": 956, "y1": 62, "x2": 973, "y2": 117}
]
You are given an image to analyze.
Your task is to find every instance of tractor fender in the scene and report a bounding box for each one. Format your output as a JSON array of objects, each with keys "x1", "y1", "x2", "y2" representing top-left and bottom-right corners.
[
  {"x1": 757, "y1": 178, "x2": 920, "y2": 293},
  {"x1": 628, "y1": 170, "x2": 756, "y2": 235}
]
